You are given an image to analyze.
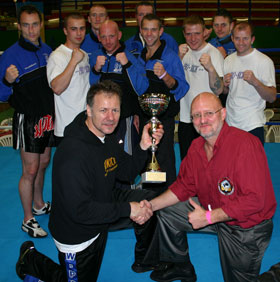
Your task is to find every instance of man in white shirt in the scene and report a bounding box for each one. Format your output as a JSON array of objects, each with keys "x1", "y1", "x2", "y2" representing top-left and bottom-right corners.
[
  {"x1": 178, "y1": 15, "x2": 224, "y2": 160},
  {"x1": 223, "y1": 21, "x2": 276, "y2": 144},
  {"x1": 47, "y1": 13, "x2": 90, "y2": 145}
]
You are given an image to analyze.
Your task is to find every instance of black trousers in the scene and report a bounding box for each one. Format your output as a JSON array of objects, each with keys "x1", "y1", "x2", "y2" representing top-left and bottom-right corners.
[
  {"x1": 144, "y1": 199, "x2": 273, "y2": 282},
  {"x1": 249, "y1": 126, "x2": 265, "y2": 145},
  {"x1": 22, "y1": 188, "x2": 156, "y2": 282},
  {"x1": 178, "y1": 121, "x2": 199, "y2": 161},
  {"x1": 22, "y1": 230, "x2": 108, "y2": 282}
]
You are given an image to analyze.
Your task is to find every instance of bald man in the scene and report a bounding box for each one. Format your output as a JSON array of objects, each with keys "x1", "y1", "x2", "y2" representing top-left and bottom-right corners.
[
  {"x1": 139, "y1": 93, "x2": 276, "y2": 282},
  {"x1": 90, "y1": 20, "x2": 148, "y2": 130},
  {"x1": 89, "y1": 20, "x2": 156, "y2": 272}
]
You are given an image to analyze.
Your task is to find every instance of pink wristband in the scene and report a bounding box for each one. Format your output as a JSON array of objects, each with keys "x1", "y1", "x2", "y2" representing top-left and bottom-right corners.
[
  {"x1": 206, "y1": 210, "x2": 212, "y2": 224},
  {"x1": 159, "y1": 71, "x2": 167, "y2": 79}
]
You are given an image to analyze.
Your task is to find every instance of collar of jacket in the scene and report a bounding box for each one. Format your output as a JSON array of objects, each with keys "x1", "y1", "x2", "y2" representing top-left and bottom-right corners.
[
  {"x1": 141, "y1": 39, "x2": 166, "y2": 61},
  {"x1": 218, "y1": 34, "x2": 232, "y2": 45},
  {"x1": 89, "y1": 29, "x2": 99, "y2": 43},
  {"x1": 101, "y1": 41, "x2": 126, "y2": 56},
  {"x1": 18, "y1": 36, "x2": 42, "y2": 52}
]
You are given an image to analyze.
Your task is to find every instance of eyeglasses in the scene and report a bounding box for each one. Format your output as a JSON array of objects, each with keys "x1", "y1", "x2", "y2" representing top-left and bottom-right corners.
[{"x1": 191, "y1": 108, "x2": 223, "y2": 121}]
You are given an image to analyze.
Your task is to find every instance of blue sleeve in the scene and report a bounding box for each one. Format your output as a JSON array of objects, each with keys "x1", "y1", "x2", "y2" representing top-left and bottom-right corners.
[
  {"x1": 0, "y1": 50, "x2": 15, "y2": 102},
  {"x1": 163, "y1": 49, "x2": 189, "y2": 101},
  {"x1": 89, "y1": 50, "x2": 101, "y2": 85},
  {"x1": 125, "y1": 36, "x2": 143, "y2": 57},
  {"x1": 209, "y1": 37, "x2": 220, "y2": 47},
  {"x1": 124, "y1": 50, "x2": 149, "y2": 95}
]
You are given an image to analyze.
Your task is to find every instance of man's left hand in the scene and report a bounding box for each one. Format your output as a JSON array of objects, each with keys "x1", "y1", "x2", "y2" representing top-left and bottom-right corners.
[
  {"x1": 243, "y1": 70, "x2": 257, "y2": 86},
  {"x1": 116, "y1": 52, "x2": 128, "y2": 65},
  {"x1": 188, "y1": 198, "x2": 208, "y2": 229},
  {"x1": 199, "y1": 53, "x2": 214, "y2": 72},
  {"x1": 139, "y1": 123, "x2": 164, "y2": 150},
  {"x1": 153, "y1": 62, "x2": 165, "y2": 78}
]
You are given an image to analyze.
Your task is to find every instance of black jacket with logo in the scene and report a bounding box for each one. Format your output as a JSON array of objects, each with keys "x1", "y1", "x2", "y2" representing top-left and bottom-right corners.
[{"x1": 49, "y1": 111, "x2": 148, "y2": 244}]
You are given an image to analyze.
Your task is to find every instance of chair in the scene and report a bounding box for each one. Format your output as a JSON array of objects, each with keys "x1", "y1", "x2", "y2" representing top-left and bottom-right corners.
[
  {"x1": 264, "y1": 109, "x2": 275, "y2": 142},
  {"x1": 266, "y1": 125, "x2": 280, "y2": 143},
  {"x1": 0, "y1": 134, "x2": 13, "y2": 147},
  {"x1": 264, "y1": 109, "x2": 274, "y2": 122},
  {"x1": 0, "y1": 117, "x2": 13, "y2": 126}
]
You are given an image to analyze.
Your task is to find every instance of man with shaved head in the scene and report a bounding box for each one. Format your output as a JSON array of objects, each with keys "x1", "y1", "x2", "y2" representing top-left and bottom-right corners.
[
  {"x1": 90, "y1": 20, "x2": 148, "y2": 158},
  {"x1": 89, "y1": 20, "x2": 156, "y2": 272},
  {"x1": 138, "y1": 92, "x2": 276, "y2": 282}
]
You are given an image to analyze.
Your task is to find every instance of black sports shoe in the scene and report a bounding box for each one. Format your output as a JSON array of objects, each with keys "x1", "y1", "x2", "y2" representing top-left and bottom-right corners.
[
  {"x1": 32, "y1": 201, "x2": 51, "y2": 215},
  {"x1": 16, "y1": 241, "x2": 35, "y2": 280},
  {"x1": 150, "y1": 261, "x2": 197, "y2": 282},
  {"x1": 131, "y1": 262, "x2": 172, "y2": 273},
  {"x1": 131, "y1": 262, "x2": 155, "y2": 273}
]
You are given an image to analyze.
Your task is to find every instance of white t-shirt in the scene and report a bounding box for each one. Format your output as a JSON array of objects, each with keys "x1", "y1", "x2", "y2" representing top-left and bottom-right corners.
[
  {"x1": 224, "y1": 49, "x2": 276, "y2": 132},
  {"x1": 47, "y1": 44, "x2": 90, "y2": 136},
  {"x1": 180, "y1": 43, "x2": 224, "y2": 123}
]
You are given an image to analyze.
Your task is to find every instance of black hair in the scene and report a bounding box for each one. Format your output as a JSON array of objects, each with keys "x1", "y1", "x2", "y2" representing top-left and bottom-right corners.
[{"x1": 17, "y1": 5, "x2": 42, "y2": 23}]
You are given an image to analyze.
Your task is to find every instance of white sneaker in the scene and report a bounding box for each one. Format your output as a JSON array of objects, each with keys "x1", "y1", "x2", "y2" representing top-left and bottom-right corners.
[
  {"x1": 32, "y1": 201, "x2": 51, "y2": 215},
  {"x1": 21, "y1": 217, "x2": 47, "y2": 238}
]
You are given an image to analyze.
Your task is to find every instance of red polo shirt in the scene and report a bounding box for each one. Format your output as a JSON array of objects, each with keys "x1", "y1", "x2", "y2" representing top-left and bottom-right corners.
[{"x1": 170, "y1": 122, "x2": 276, "y2": 228}]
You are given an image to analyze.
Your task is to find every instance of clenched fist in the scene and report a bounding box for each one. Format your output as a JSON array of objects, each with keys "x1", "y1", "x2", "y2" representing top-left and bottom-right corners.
[
  {"x1": 95, "y1": 55, "x2": 106, "y2": 72},
  {"x1": 199, "y1": 53, "x2": 214, "y2": 72},
  {"x1": 153, "y1": 62, "x2": 166, "y2": 78},
  {"x1": 116, "y1": 52, "x2": 128, "y2": 65},
  {"x1": 179, "y1": 43, "x2": 189, "y2": 60},
  {"x1": 71, "y1": 48, "x2": 84, "y2": 65},
  {"x1": 5, "y1": 64, "x2": 19, "y2": 84}
]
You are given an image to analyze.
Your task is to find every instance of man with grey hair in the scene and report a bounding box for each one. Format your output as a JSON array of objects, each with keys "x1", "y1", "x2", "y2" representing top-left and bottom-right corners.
[{"x1": 139, "y1": 92, "x2": 276, "y2": 282}]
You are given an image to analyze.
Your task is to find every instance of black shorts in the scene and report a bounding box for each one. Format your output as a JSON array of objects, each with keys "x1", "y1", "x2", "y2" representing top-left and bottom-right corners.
[{"x1": 13, "y1": 112, "x2": 55, "y2": 154}]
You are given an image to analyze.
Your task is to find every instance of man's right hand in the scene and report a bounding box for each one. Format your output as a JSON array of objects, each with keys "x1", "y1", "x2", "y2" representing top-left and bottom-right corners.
[
  {"x1": 130, "y1": 201, "x2": 153, "y2": 225},
  {"x1": 224, "y1": 73, "x2": 232, "y2": 87},
  {"x1": 179, "y1": 43, "x2": 189, "y2": 60},
  {"x1": 95, "y1": 55, "x2": 106, "y2": 72},
  {"x1": 5, "y1": 64, "x2": 19, "y2": 84},
  {"x1": 71, "y1": 48, "x2": 84, "y2": 65}
]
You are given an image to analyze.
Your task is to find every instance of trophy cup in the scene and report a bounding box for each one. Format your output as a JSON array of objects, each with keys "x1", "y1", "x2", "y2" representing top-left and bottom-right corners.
[{"x1": 138, "y1": 93, "x2": 170, "y2": 183}]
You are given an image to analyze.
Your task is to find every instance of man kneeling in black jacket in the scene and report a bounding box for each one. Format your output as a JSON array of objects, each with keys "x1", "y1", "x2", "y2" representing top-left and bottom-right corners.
[{"x1": 16, "y1": 80, "x2": 163, "y2": 282}]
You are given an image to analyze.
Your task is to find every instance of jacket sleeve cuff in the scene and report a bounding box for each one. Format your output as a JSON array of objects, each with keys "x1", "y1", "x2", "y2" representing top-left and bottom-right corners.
[
  {"x1": 2, "y1": 77, "x2": 13, "y2": 87},
  {"x1": 92, "y1": 66, "x2": 100, "y2": 75},
  {"x1": 122, "y1": 61, "x2": 132, "y2": 70},
  {"x1": 120, "y1": 202, "x2": 131, "y2": 217},
  {"x1": 170, "y1": 79, "x2": 178, "y2": 91}
]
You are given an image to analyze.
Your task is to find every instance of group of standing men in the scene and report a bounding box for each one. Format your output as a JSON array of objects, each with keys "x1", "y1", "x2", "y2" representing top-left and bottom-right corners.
[{"x1": 0, "y1": 2, "x2": 278, "y2": 282}]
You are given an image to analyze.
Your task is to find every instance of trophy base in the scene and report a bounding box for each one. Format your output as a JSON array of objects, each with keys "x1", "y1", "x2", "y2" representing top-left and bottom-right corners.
[{"x1": 141, "y1": 171, "x2": 166, "y2": 183}]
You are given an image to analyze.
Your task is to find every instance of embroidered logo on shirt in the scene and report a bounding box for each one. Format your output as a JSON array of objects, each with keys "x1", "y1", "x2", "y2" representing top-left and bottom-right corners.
[
  {"x1": 104, "y1": 157, "x2": 118, "y2": 176},
  {"x1": 183, "y1": 63, "x2": 204, "y2": 73},
  {"x1": 218, "y1": 177, "x2": 234, "y2": 195},
  {"x1": 113, "y1": 62, "x2": 122, "y2": 73},
  {"x1": 230, "y1": 71, "x2": 244, "y2": 79}
]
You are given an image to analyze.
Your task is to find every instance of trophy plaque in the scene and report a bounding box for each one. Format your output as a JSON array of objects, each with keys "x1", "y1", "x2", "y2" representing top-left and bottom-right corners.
[{"x1": 138, "y1": 93, "x2": 170, "y2": 183}]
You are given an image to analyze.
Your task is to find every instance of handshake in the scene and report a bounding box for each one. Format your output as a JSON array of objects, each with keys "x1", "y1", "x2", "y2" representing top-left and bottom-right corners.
[{"x1": 130, "y1": 200, "x2": 153, "y2": 225}]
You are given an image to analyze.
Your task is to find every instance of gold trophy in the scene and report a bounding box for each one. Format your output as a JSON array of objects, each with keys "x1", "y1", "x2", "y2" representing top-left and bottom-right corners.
[{"x1": 138, "y1": 93, "x2": 170, "y2": 183}]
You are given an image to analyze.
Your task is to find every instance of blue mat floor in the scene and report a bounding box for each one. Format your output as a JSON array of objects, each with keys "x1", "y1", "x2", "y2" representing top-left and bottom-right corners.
[{"x1": 0, "y1": 144, "x2": 279, "y2": 282}]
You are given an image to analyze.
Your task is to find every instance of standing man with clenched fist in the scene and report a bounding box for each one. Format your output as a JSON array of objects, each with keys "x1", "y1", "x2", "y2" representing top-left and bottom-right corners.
[{"x1": 47, "y1": 12, "x2": 90, "y2": 146}]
